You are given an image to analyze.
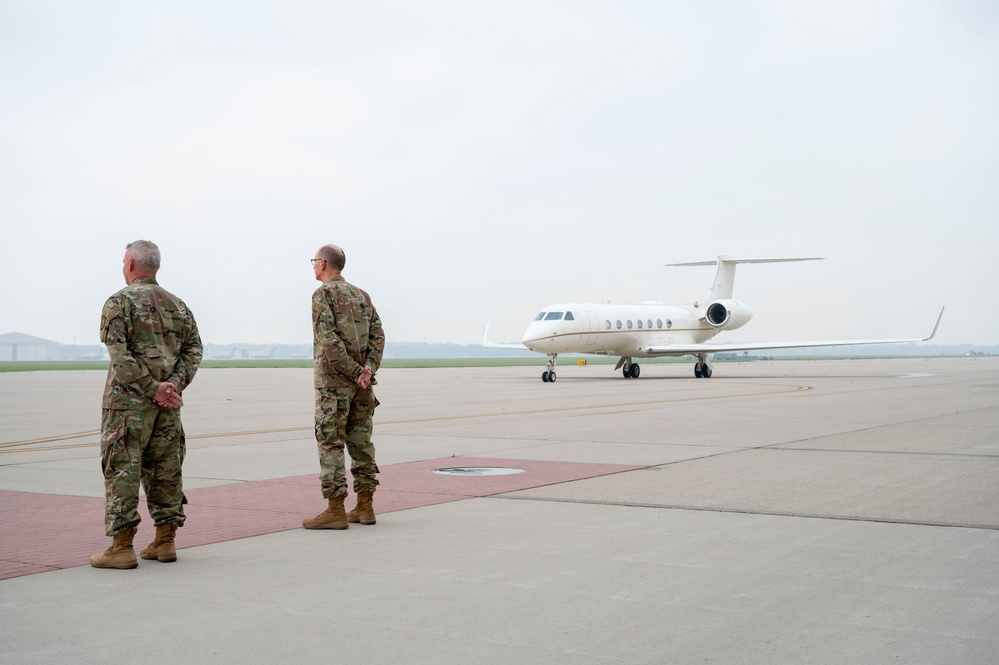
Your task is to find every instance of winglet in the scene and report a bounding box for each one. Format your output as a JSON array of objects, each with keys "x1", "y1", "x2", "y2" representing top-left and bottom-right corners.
[{"x1": 920, "y1": 307, "x2": 945, "y2": 342}]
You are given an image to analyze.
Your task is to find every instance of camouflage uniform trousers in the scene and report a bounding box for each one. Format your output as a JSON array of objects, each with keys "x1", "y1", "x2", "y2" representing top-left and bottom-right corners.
[
  {"x1": 100, "y1": 407, "x2": 186, "y2": 536},
  {"x1": 315, "y1": 386, "x2": 380, "y2": 498}
]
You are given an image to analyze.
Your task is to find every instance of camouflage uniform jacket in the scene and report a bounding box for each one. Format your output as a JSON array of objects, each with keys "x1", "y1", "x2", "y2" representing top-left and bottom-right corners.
[
  {"x1": 100, "y1": 277, "x2": 203, "y2": 410},
  {"x1": 313, "y1": 276, "x2": 385, "y2": 389}
]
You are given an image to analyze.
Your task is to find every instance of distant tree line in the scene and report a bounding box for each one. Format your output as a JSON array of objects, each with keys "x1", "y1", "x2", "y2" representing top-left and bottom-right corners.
[{"x1": 43, "y1": 341, "x2": 999, "y2": 362}]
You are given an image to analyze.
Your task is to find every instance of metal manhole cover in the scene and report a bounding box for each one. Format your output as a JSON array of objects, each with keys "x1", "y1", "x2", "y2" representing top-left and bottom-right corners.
[{"x1": 431, "y1": 466, "x2": 525, "y2": 476}]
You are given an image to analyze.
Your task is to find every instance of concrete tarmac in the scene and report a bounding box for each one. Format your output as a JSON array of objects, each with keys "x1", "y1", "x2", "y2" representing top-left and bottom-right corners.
[{"x1": 1, "y1": 358, "x2": 997, "y2": 664}]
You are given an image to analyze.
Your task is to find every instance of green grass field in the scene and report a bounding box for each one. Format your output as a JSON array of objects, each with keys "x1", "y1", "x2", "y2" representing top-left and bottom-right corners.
[{"x1": 0, "y1": 354, "x2": 950, "y2": 373}]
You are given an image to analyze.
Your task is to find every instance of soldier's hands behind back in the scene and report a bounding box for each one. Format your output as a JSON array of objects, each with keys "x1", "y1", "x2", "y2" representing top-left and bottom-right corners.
[{"x1": 153, "y1": 382, "x2": 183, "y2": 409}]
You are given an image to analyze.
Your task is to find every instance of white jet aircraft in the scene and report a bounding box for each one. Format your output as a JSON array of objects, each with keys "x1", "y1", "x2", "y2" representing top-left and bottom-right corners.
[{"x1": 483, "y1": 254, "x2": 944, "y2": 383}]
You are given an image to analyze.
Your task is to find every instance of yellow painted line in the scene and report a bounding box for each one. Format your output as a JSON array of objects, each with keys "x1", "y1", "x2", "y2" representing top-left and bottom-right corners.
[
  {"x1": 0, "y1": 442, "x2": 102, "y2": 453},
  {"x1": 0, "y1": 431, "x2": 100, "y2": 448},
  {"x1": 0, "y1": 384, "x2": 810, "y2": 454},
  {"x1": 0, "y1": 426, "x2": 312, "y2": 453}
]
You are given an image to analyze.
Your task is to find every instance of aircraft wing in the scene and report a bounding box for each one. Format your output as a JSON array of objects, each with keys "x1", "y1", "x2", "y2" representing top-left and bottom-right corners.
[
  {"x1": 483, "y1": 342, "x2": 531, "y2": 350},
  {"x1": 646, "y1": 307, "x2": 945, "y2": 357},
  {"x1": 482, "y1": 318, "x2": 529, "y2": 349}
]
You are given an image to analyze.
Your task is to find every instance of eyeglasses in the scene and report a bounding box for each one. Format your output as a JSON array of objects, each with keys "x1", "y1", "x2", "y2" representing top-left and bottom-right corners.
[{"x1": 310, "y1": 258, "x2": 325, "y2": 265}]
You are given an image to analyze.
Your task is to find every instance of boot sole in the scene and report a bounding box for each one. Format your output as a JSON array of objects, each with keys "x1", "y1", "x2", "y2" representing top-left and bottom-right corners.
[
  {"x1": 91, "y1": 561, "x2": 138, "y2": 569},
  {"x1": 140, "y1": 553, "x2": 178, "y2": 562},
  {"x1": 303, "y1": 523, "x2": 349, "y2": 530}
]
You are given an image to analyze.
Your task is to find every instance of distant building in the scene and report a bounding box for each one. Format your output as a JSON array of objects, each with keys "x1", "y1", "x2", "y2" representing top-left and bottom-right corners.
[
  {"x1": 203, "y1": 343, "x2": 278, "y2": 360},
  {"x1": 0, "y1": 332, "x2": 60, "y2": 361}
]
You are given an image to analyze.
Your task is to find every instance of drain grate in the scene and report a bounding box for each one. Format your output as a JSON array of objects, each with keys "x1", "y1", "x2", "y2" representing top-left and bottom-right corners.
[{"x1": 431, "y1": 466, "x2": 525, "y2": 476}]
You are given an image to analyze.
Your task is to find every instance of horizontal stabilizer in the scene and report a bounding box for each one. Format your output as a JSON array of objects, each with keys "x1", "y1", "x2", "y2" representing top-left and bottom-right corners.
[
  {"x1": 667, "y1": 254, "x2": 824, "y2": 301},
  {"x1": 666, "y1": 256, "x2": 824, "y2": 267}
]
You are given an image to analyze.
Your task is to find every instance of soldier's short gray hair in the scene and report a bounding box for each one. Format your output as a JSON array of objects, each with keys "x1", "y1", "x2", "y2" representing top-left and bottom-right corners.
[
  {"x1": 318, "y1": 245, "x2": 346, "y2": 271},
  {"x1": 126, "y1": 240, "x2": 161, "y2": 273}
]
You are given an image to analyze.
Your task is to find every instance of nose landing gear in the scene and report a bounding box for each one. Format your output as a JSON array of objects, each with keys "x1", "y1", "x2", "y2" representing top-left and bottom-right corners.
[{"x1": 541, "y1": 354, "x2": 558, "y2": 383}]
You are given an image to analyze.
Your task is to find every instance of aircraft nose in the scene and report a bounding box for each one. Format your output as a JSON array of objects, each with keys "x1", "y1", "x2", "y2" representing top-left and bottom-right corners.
[{"x1": 522, "y1": 323, "x2": 554, "y2": 351}]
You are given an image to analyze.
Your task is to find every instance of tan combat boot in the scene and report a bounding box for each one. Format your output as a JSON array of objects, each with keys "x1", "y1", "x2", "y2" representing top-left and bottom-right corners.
[
  {"x1": 140, "y1": 522, "x2": 179, "y2": 562},
  {"x1": 303, "y1": 496, "x2": 349, "y2": 530},
  {"x1": 347, "y1": 490, "x2": 376, "y2": 525},
  {"x1": 90, "y1": 526, "x2": 138, "y2": 569}
]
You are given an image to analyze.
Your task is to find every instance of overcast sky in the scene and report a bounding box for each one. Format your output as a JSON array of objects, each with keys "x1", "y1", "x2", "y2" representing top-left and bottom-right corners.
[{"x1": 1, "y1": 1, "x2": 996, "y2": 348}]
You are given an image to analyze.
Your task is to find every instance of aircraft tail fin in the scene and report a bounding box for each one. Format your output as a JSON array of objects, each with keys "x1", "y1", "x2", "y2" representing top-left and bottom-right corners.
[{"x1": 667, "y1": 254, "x2": 824, "y2": 302}]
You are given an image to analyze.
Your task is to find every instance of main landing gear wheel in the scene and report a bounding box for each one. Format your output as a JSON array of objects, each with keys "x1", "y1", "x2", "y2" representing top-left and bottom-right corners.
[
  {"x1": 694, "y1": 363, "x2": 712, "y2": 378},
  {"x1": 542, "y1": 370, "x2": 557, "y2": 383}
]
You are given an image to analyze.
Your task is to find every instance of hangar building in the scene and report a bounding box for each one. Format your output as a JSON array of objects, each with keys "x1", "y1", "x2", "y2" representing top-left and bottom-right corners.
[{"x1": 0, "y1": 332, "x2": 60, "y2": 361}]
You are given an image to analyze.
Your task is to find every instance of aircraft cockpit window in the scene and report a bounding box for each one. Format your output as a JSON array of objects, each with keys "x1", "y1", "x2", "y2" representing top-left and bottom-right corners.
[
  {"x1": 535, "y1": 312, "x2": 546, "y2": 321},
  {"x1": 544, "y1": 311, "x2": 564, "y2": 321},
  {"x1": 564, "y1": 312, "x2": 575, "y2": 321}
]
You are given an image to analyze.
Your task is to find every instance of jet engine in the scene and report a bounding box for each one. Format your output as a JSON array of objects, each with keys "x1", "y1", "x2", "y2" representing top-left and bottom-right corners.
[{"x1": 704, "y1": 299, "x2": 753, "y2": 330}]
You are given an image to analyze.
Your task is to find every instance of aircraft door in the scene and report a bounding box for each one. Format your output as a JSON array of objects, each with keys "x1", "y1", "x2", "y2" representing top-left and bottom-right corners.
[{"x1": 585, "y1": 311, "x2": 598, "y2": 346}]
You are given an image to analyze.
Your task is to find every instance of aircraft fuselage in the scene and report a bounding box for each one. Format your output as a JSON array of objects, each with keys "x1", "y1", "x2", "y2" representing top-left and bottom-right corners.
[{"x1": 521, "y1": 302, "x2": 724, "y2": 357}]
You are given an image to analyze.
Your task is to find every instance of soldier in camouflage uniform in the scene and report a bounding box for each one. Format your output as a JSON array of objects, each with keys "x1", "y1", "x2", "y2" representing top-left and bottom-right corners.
[
  {"x1": 303, "y1": 244, "x2": 385, "y2": 530},
  {"x1": 91, "y1": 240, "x2": 202, "y2": 569}
]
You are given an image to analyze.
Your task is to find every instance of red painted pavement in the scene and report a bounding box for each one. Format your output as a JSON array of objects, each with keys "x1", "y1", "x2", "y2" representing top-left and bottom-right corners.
[{"x1": 0, "y1": 457, "x2": 643, "y2": 580}]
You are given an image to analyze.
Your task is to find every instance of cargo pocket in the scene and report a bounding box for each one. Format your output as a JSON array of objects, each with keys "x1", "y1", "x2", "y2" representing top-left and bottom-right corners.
[
  {"x1": 315, "y1": 411, "x2": 338, "y2": 445},
  {"x1": 100, "y1": 417, "x2": 126, "y2": 454},
  {"x1": 99, "y1": 416, "x2": 129, "y2": 481}
]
